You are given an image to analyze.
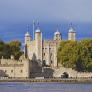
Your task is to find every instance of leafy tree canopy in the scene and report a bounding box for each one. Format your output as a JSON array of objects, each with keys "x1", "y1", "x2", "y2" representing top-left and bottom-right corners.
[
  {"x1": 57, "y1": 39, "x2": 92, "y2": 72},
  {"x1": 0, "y1": 40, "x2": 23, "y2": 60}
]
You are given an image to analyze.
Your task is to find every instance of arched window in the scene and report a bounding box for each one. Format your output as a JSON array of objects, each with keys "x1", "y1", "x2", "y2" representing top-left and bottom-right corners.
[
  {"x1": 11, "y1": 70, "x2": 13, "y2": 73},
  {"x1": 44, "y1": 53, "x2": 45, "y2": 56},
  {"x1": 20, "y1": 70, "x2": 23, "y2": 73}
]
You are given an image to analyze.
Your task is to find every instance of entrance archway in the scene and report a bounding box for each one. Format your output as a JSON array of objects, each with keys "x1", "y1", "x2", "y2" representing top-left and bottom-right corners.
[{"x1": 61, "y1": 72, "x2": 69, "y2": 78}]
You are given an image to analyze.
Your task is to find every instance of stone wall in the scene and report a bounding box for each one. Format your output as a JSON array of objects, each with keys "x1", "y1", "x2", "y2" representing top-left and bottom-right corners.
[
  {"x1": 53, "y1": 67, "x2": 92, "y2": 78},
  {"x1": 77, "y1": 72, "x2": 92, "y2": 78},
  {"x1": 0, "y1": 58, "x2": 30, "y2": 78}
]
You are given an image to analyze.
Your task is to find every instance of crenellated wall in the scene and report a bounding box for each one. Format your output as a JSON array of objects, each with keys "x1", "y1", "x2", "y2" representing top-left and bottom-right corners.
[{"x1": 0, "y1": 58, "x2": 30, "y2": 78}]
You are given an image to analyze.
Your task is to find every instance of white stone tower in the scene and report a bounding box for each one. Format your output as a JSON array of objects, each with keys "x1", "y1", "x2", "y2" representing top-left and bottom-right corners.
[
  {"x1": 24, "y1": 32, "x2": 31, "y2": 58},
  {"x1": 68, "y1": 26, "x2": 76, "y2": 41},
  {"x1": 25, "y1": 32, "x2": 31, "y2": 45},
  {"x1": 54, "y1": 29, "x2": 62, "y2": 40},
  {"x1": 35, "y1": 27, "x2": 42, "y2": 64}
]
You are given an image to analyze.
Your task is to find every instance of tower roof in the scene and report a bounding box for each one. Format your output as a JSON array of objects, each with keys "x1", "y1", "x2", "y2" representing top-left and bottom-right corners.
[
  {"x1": 69, "y1": 27, "x2": 76, "y2": 33},
  {"x1": 35, "y1": 28, "x2": 41, "y2": 33},
  {"x1": 25, "y1": 32, "x2": 30, "y2": 36},
  {"x1": 54, "y1": 29, "x2": 61, "y2": 35},
  {"x1": 68, "y1": 23, "x2": 76, "y2": 33}
]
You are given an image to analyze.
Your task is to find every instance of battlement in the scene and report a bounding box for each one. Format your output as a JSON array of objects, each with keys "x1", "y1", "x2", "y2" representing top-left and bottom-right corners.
[
  {"x1": 0, "y1": 63, "x2": 24, "y2": 67},
  {"x1": 0, "y1": 58, "x2": 27, "y2": 67}
]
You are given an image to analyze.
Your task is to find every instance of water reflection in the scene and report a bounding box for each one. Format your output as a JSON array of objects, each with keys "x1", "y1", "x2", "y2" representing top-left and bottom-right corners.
[{"x1": 0, "y1": 82, "x2": 92, "y2": 92}]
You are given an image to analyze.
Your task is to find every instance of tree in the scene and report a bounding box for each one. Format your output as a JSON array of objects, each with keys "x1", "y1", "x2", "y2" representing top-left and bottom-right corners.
[
  {"x1": 8, "y1": 40, "x2": 23, "y2": 60},
  {"x1": 2, "y1": 44, "x2": 11, "y2": 59},
  {"x1": 78, "y1": 39, "x2": 92, "y2": 71},
  {"x1": 57, "y1": 41, "x2": 78, "y2": 69},
  {"x1": 57, "y1": 39, "x2": 92, "y2": 72},
  {"x1": 0, "y1": 40, "x2": 23, "y2": 60},
  {"x1": 0, "y1": 41, "x2": 5, "y2": 58}
]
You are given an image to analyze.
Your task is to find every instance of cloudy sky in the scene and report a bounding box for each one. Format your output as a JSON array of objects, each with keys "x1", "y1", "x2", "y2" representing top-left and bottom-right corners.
[
  {"x1": 0, "y1": 0, "x2": 92, "y2": 23},
  {"x1": 0, "y1": 0, "x2": 92, "y2": 42}
]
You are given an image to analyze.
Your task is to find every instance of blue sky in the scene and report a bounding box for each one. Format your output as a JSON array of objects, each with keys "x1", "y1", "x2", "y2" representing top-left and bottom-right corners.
[{"x1": 0, "y1": 0, "x2": 92, "y2": 43}]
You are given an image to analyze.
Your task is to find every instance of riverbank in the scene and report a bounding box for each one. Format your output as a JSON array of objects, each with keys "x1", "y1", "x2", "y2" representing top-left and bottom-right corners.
[{"x1": 0, "y1": 78, "x2": 92, "y2": 83}]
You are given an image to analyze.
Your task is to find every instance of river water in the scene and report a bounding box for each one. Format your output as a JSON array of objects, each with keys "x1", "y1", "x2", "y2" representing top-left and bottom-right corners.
[{"x1": 0, "y1": 82, "x2": 92, "y2": 92}]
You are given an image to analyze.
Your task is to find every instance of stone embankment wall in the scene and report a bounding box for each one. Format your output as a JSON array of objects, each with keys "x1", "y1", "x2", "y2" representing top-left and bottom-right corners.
[
  {"x1": 77, "y1": 72, "x2": 92, "y2": 78},
  {"x1": 53, "y1": 67, "x2": 92, "y2": 78}
]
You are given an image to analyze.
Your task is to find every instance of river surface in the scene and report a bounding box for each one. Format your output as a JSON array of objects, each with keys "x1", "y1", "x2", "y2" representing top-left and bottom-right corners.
[{"x1": 0, "y1": 82, "x2": 92, "y2": 92}]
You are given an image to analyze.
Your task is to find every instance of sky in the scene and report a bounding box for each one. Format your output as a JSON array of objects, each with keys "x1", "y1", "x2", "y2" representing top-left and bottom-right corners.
[{"x1": 0, "y1": 0, "x2": 92, "y2": 43}]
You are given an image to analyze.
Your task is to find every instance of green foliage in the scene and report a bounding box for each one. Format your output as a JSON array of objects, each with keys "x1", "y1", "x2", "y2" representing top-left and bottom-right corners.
[
  {"x1": 8, "y1": 40, "x2": 22, "y2": 60},
  {"x1": 57, "y1": 39, "x2": 92, "y2": 72},
  {"x1": 0, "y1": 40, "x2": 23, "y2": 60},
  {"x1": 0, "y1": 41, "x2": 5, "y2": 58}
]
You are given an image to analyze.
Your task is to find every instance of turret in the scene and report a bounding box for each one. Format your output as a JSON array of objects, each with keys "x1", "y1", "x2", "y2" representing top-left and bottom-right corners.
[
  {"x1": 54, "y1": 29, "x2": 62, "y2": 40},
  {"x1": 25, "y1": 32, "x2": 31, "y2": 45},
  {"x1": 24, "y1": 32, "x2": 31, "y2": 58},
  {"x1": 35, "y1": 28, "x2": 42, "y2": 63},
  {"x1": 68, "y1": 26, "x2": 76, "y2": 41}
]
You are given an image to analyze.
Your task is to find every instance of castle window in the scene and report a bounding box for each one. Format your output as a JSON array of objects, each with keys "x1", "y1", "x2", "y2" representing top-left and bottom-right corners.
[
  {"x1": 5, "y1": 70, "x2": 7, "y2": 73},
  {"x1": 11, "y1": 70, "x2": 13, "y2": 73},
  {"x1": 44, "y1": 53, "x2": 45, "y2": 56},
  {"x1": 20, "y1": 70, "x2": 23, "y2": 73},
  {"x1": 27, "y1": 39, "x2": 29, "y2": 41}
]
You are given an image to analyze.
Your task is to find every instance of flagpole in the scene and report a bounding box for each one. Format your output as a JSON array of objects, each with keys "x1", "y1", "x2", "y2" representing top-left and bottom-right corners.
[
  {"x1": 27, "y1": 24, "x2": 29, "y2": 32},
  {"x1": 33, "y1": 20, "x2": 35, "y2": 40},
  {"x1": 37, "y1": 20, "x2": 39, "y2": 29}
]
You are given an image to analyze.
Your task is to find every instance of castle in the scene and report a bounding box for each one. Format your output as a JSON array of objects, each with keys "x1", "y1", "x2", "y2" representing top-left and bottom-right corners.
[
  {"x1": 0, "y1": 23, "x2": 76, "y2": 78},
  {"x1": 0, "y1": 23, "x2": 92, "y2": 78},
  {"x1": 24, "y1": 24, "x2": 76, "y2": 69}
]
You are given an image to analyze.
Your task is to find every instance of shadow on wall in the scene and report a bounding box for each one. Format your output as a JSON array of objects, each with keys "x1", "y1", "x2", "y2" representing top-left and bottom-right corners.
[
  {"x1": 30, "y1": 53, "x2": 54, "y2": 78},
  {"x1": 0, "y1": 70, "x2": 9, "y2": 77},
  {"x1": 30, "y1": 53, "x2": 43, "y2": 78},
  {"x1": 43, "y1": 68, "x2": 54, "y2": 78}
]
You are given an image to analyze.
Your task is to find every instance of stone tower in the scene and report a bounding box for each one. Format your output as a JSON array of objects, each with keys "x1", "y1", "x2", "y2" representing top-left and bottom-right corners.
[
  {"x1": 24, "y1": 32, "x2": 31, "y2": 58},
  {"x1": 68, "y1": 26, "x2": 76, "y2": 41},
  {"x1": 25, "y1": 32, "x2": 31, "y2": 45},
  {"x1": 35, "y1": 28, "x2": 42, "y2": 64},
  {"x1": 54, "y1": 29, "x2": 62, "y2": 40}
]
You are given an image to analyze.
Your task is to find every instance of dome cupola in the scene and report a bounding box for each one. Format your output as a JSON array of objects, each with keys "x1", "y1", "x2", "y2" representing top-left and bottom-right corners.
[
  {"x1": 69, "y1": 27, "x2": 75, "y2": 33},
  {"x1": 54, "y1": 29, "x2": 61, "y2": 35},
  {"x1": 25, "y1": 32, "x2": 30, "y2": 37},
  {"x1": 54, "y1": 29, "x2": 62, "y2": 40},
  {"x1": 35, "y1": 27, "x2": 41, "y2": 33}
]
